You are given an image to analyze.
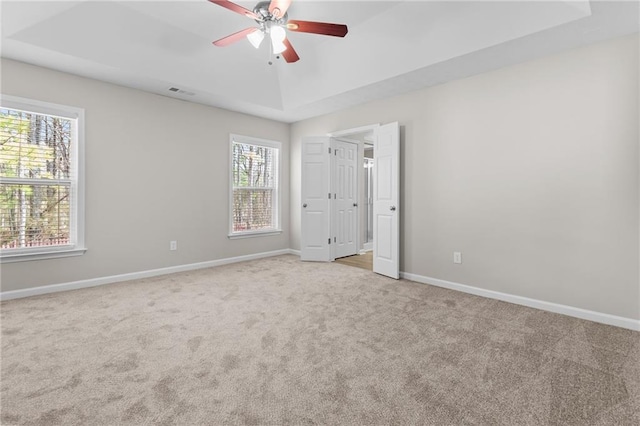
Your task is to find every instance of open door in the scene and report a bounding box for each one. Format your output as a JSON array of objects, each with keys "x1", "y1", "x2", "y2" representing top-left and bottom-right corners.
[
  {"x1": 373, "y1": 122, "x2": 400, "y2": 279},
  {"x1": 301, "y1": 137, "x2": 331, "y2": 261}
]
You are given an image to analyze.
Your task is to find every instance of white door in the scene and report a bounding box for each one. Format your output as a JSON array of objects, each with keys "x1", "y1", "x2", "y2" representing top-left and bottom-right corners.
[
  {"x1": 301, "y1": 137, "x2": 331, "y2": 261},
  {"x1": 373, "y1": 122, "x2": 400, "y2": 279},
  {"x1": 333, "y1": 139, "x2": 358, "y2": 259}
]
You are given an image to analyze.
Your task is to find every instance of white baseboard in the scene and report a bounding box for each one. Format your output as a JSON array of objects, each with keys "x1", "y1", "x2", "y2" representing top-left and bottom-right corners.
[
  {"x1": 400, "y1": 272, "x2": 640, "y2": 331},
  {"x1": 0, "y1": 249, "x2": 298, "y2": 302}
]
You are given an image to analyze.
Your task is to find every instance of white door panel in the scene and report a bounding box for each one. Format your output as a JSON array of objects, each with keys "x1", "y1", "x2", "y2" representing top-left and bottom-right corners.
[
  {"x1": 373, "y1": 122, "x2": 400, "y2": 278},
  {"x1": 334, "y1": 139, "x2": 358, "y2": 259},
  {"x1": 376, "y1": 215, "x2": 393, "y2": 260},
  {"x1": 301, "y1": 137, "x2": 331, "y2": 261}
]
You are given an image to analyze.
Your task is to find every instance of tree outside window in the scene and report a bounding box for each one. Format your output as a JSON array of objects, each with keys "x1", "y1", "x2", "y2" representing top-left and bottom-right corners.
[
  {"x1": 0, "y1": 97, "x2": 83, "y2": 260},
  {"x1": 230, "y1": 135, "x2": 280, "y2": 236}
]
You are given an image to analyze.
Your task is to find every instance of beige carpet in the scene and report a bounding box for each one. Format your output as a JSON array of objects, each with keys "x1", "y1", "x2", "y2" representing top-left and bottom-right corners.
[{"x1": 1, "y1": 255, "x2": 638, "y2": 425}]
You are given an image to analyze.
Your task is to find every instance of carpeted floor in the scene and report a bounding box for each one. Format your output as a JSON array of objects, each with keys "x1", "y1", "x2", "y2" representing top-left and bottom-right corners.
[{"x1": 1, "y1": 255, "x2": 638, "y2": 425}]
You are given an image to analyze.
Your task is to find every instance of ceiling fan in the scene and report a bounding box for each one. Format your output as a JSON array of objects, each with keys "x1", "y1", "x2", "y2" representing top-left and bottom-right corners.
[{"x1": 209, "y1": 0, "x2": 348, "y2": 63}]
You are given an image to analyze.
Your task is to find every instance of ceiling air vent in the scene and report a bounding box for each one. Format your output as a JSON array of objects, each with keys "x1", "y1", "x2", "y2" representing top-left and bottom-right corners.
[{"x1": 167, "y1": 87, "x2": 195, "y2": 96}]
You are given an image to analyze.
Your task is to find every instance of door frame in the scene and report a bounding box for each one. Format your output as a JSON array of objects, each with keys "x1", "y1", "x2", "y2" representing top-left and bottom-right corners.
[
  {"x1": 328, "y1": 124, "x2": 380, "y2": 139},
  {"x1": 362, "y1": 147, "x2": 374, "y2": 253}
]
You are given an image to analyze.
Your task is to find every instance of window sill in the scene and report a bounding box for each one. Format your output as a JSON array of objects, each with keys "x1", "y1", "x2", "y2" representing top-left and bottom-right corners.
[
  {"x1": 0, "y1": 247, "x2": 87, "y2": 263},
  {"x1": 228, "y1": 230, "x2": 282, "y2": 240}
]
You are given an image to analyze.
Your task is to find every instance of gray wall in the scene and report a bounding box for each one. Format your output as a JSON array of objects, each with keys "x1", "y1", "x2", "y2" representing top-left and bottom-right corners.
[
  {"x1": 290, "y1": 34, "x2": 640, "y2": 320},
  {"x1": 2, "y1": 35, "x2": 638, "y2": 321},
  {"x1": 1, "y1": 59, "x2": 290, "y2": 292}
]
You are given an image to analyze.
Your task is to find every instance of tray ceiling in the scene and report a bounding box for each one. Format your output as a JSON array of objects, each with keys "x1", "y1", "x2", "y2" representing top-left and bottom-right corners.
[{"x1": 1, "y1": 1, "x2": 638, "y2": 122}]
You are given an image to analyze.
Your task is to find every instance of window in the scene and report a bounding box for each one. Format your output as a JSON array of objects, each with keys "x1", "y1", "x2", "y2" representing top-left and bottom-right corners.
[
  {"x1": 229, "y1": 134, "x2": 281, "y2": 238},
  {"x1": 0, "y1": 95, "x2": 85, "y2": 262}
]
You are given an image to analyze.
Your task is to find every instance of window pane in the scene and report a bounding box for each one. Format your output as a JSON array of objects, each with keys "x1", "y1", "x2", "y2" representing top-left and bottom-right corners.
[
  {"x1": 232, "y1": 188, "x2": 273, "y2": 232},
  {"x1": 0, "y1": 184, "x2": 71, "y2": 249},
  {"x1": 232, "y1": 142, "x2": 276, "y2": 188},
  {"x1": 0, "y1": 108, "x2": 72, "y2": 180}
]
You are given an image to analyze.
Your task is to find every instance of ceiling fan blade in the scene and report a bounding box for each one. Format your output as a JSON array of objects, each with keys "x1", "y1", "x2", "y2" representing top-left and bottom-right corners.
[
  {"x1": 208, "y1": 0, "x2": 260, "y2": 20},
  {"x1": 269, "y1": 0, "x2": 292, "y2": 18},
  {"x1": 213, "y1": 27, "x2": 258, "y2": 47},
  {"x1": 286, "y1": 20, "x2": 348, "y2": 37},
  {"x1": 282, "y1": 38, "x2": 300, "y2": 63}
]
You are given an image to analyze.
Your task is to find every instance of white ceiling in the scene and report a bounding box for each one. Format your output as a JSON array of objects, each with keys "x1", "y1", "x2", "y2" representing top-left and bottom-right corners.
[{"x1": 1, "y1": 1, "x2": 638, "y2": 123}]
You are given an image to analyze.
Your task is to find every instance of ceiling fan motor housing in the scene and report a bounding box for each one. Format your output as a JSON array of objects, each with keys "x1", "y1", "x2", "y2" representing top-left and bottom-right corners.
[{"x1": 253, "y1": 1, "x2": 288, "y2": 24}]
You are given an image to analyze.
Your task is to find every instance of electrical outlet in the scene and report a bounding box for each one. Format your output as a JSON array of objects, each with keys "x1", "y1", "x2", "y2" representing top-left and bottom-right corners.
[
  {"x1": 170, "y1": 241, "x2": 177, "y2": 251},
  {"x1": 453, "y1": 252, "x2": 462, "y2": 264}
]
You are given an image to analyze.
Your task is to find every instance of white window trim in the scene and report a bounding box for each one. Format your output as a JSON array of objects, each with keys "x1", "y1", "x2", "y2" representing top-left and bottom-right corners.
[
  {"x1": 0, "y1": 94, "x2": 86, "y2": 263},
  {"x1": 228, "y1": 134, "x2": 282, "y2": 238}
]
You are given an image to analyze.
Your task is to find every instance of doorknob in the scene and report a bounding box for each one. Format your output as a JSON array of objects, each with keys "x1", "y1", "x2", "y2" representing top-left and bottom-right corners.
[
  {"x1": 303, "y1": 203, "x2": 307, "y2": 208},
  {"x1": 353, "y1": 203, "x2": 358, "y2": 207},
  {"x1": 390, "y1": 206, "x2": 396, "y2": 211}
]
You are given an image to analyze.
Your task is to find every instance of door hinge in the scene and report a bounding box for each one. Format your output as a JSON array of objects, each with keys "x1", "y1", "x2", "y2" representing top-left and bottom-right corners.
[
  {"x1": 328, "y1": 192, "x2": 331, "y2": 199},
  {"x1": 328, "y1": 147, "x2": 331, "y2": 154},
  {"x1": 334, "y1": 193, "x2": 336, "y2": 199},
  {"x1": 334, "y1": 237, "x2": 336, "y2": 243},
  {"x1": 328, "y1": 238, "x2": 331, "y2": 244},
  {"x1": 334, "y1": 150, "x2": 337, "y2": 156}
]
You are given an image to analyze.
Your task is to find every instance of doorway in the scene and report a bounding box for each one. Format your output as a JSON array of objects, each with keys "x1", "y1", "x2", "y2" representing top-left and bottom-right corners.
[
  {"x1": 300, "y1": 122, "x2": 400, "y2": 279},
  {"x1": 331, "y1": 130, "x2": 376, "y2": 262},
  {"x1": 330, "y1": 128, "x2": 377, "y2": 272}
]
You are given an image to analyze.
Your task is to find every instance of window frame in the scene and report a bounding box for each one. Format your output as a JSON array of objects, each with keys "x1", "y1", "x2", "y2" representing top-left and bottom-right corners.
[
  {"x1": 0, "y1": 94, "x2": 86, "y2": 263},
  {"x1": 228, "y1": 134, "x2": 282, "y2": 239}
]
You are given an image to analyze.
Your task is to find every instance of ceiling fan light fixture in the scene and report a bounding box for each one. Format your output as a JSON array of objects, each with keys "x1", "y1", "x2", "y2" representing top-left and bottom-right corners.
[
  {"x1": 247, "y1": 29, "x2": 265, "y2": 49},
  {"x1": 270, "y1": 25, "x2": 287, "y2": 54},
  {"x1": 272, "y1": 39, "x2": 287, "y2": 54},
  {"x1": 209, "y1": 0, "x2": 349, "y2": 64}
]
